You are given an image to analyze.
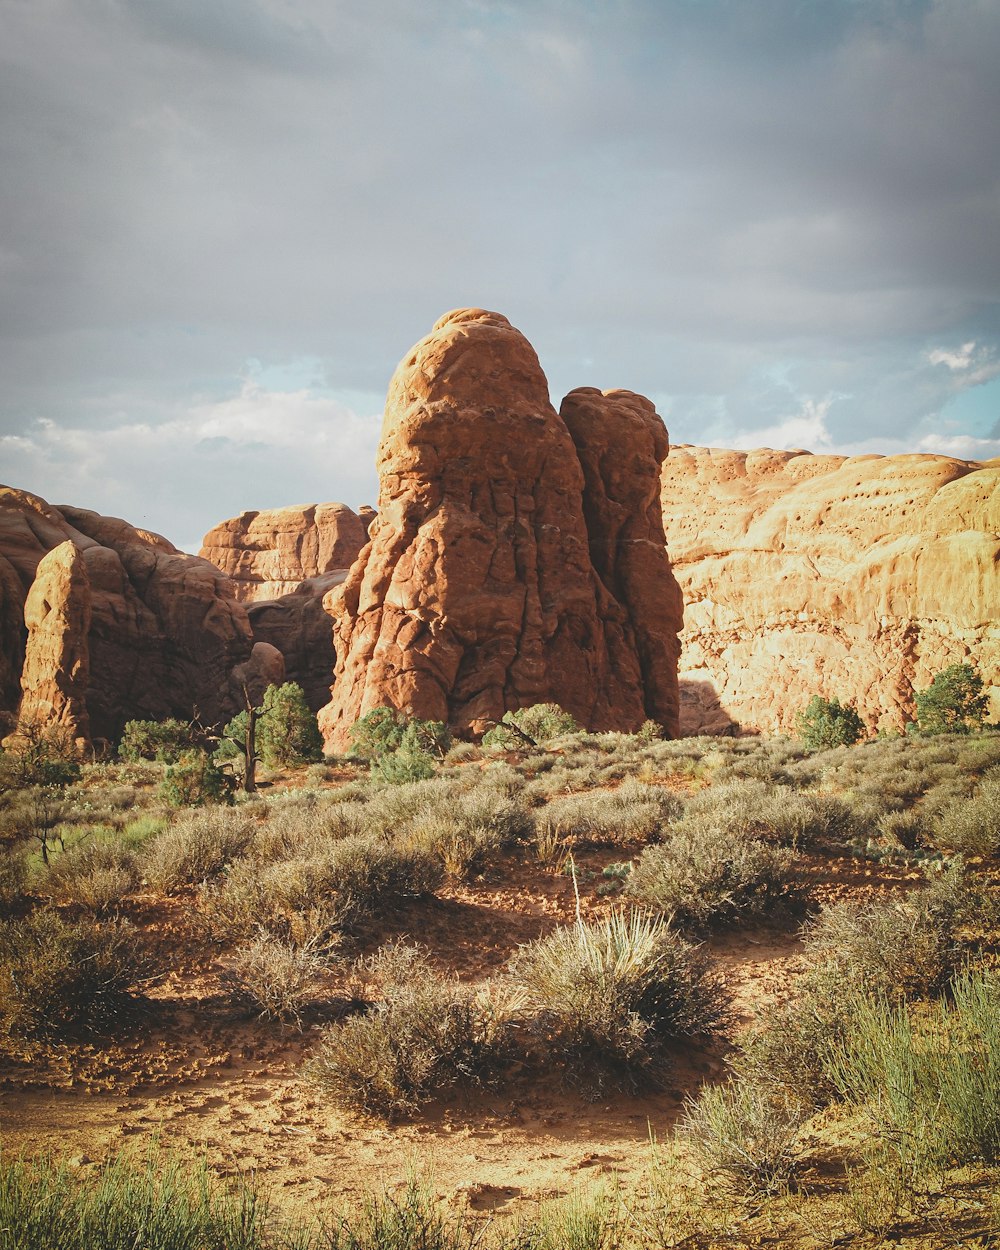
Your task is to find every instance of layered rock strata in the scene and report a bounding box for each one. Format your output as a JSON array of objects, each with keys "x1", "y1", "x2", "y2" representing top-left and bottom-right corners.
[
  {"x1": 318, "y1": 308, "x2": 683, "y2": 751},
  {"x1": 200, "y1": 503, "x2": 368, "y2": 603},
  {"x1": 0, "y1": 485, "x2": 257, "y2": 744},
  {"x1": 661, "y1": 447, "x2": 1000, "y2": 735}
]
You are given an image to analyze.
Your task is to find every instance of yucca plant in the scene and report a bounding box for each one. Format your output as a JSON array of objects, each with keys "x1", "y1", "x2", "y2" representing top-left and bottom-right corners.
[{"x1": 509, "y1": 911, "x2": 726, "y2": 1086}]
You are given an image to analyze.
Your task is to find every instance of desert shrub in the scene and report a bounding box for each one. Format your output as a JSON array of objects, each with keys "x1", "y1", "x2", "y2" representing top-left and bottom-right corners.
[
  {"x1": 681, "y1": 778, "x2": 857, "y2": 848},
  {"x1": 0, "y1": 723, "x2": 81, "y2": 790},
  {"x1": 348, "y1": 707, "x2": 407, "y2": 758},
  {"x1": 0, "y1": 910, "x2": 151, "y2": 1039},
  {"x1": 227, "y1": 931, "x2": 335, "y2": 1026},
  {"x1": 309, "y1": 943, "x2": 508, "y2": 1118},
  {"x1": 509, "y1": 911, "x2": 726, "y2": 1086},
  {"x1": 796, "y1": 695, "x2": 865, "y2": 750},
  {"x1": 830, "y1": 970, "x2": 1000, "y2": 1171},
  {"x1": 915, "y1": 663, "x2": 989, "y2": 735},
  {"x1": 482, "y1": 703, "x2": 581, "y2": 751},
  {"x1": 536, "y1": 780, "x2": 681, "y2": 847},
  {"x1": 733, "y1": 967, "x2": 854, "y2": 1109},
  {"x1": 322, "y1": 1178, "x2": 485, "y2": 1250},
  {"x1": 142, "y1": 807, "x2": 257, "y2": 891},
  {"x1": 933, "y1": 765, "x2": 1000, "y2": 856},
  {"x1": 681, "y1": 1078, "x2": 808, "y2": 1197},
  {"x1": 159, "y1": 750, "x2": 232, "y2": 808},
  {"x1": 44, "y1": 838, "x2": 140, "y2": 913},
  {"x1": 877, "y1": 807, "x2": 927, "y2": 851},
  {"x1": 118, "y1": 718, "x2": 194, "y2": 764},
  {"x1": 205, "y1": 835, "x2": 442, "y2": 942},
  {"x1": 257, "y1": 682, "x2": 324, "y2": 766},
  {"x1": 625, "y1": 821, "x2": 798, "y2": 931},
  {"x1": 0, "y1": 846, "x2": 29, "y2": 909},
  {"x1": 0, "y1": 1149, "x2": 275, "y2": 1250},
  {"x1": 404, "y1": 782, "x2": 532, "y2": 876},
  {"x1": 803, "y1": 892, "x2": 961, "y2": 1002},
  {"x1": 444, "y1": 740, "x2": 480, "y2": 765}
]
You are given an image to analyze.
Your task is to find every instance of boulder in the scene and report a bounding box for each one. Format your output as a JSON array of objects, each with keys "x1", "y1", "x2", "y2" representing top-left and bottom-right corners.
[
  {"x1": 661, "y1": 447, "x2": 1000, "y2": 735},
  {"x1": 318, "y1": 308, "x2": 683, "y2": 751}
]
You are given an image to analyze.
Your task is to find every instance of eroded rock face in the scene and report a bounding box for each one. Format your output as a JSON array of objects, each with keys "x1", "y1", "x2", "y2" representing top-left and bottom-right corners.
[
  {"x1": 246, "y1": 573, "x2": 347, "y2": 711},
  {"x1": 0, "y1": 484, "x2": 256, "y2": 744},
  {"x1": 561, "y1": 387, "x2": 683, "y2": 731},
  {"x1": 661, "y1": 447, "x2": 1000, "y2": 735},
  {"x1": 16, "y1": 541, "x2": 92, "y2": 745},
  {"x1": 200, "y1": 503, "x2": 368, "y2": 602},
  {"x1": 318, "y1": 308, "x2": 683, "y2": 751}
]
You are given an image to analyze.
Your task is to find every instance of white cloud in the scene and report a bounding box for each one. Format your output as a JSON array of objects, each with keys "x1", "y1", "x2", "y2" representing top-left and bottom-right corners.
[
  {"x1": 728, "y1": 397, "x2": 836, "y2": 453},
  {"x1": 916, "y1": 432, "x2": 1000, "y2": 461}
]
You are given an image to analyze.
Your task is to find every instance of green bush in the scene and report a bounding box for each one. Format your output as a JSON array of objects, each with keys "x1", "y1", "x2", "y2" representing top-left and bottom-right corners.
[
  {"x1": 482, "y1": 703, "x2": 581, "y2": 751},
  {"x1": 796, "y1": 695, "x2": 865, "y2": 750},
  {"x1": 349, "y1": 708, "x2": 450, "y2": 763},
  {"x1": 159, "y1": 750, "x2": 232, "y2": 808},
  {"x1": 370, "y1": 741, "x2": 437, "y2": 785},
  {"x1": 309, "y1": 943, "x2": 508, "y2": 1118},
  {"x1": 914, "y1": 662, "x2": 989, "y2": 735},
  {"x1": 117, "y1": 718, "x2": 193, "y2": 764},
  {"x1": 0, "y1": 723, "x2": 81, "y2": 790},
  {"x1": 625, "y1": 821, "x2": 798, "y2": 931},
  {"x1": 0, "y1": 910, "x2": 151, "y2": 1040},
  {"x1": 257, "y1": 682, "x2": 324, "y2": 766},
  {"x1": 509, "y1": 911, "x2": 726, "y2": 1086}
]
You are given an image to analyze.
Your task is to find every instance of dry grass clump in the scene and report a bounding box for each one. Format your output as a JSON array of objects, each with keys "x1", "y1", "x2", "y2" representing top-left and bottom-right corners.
[
  {"x1": 0, "y1": 845, "x2": 29, "y2": 909},
  {"x1": 682, "y1": 777, "x2": 857, "y2": 848},
  {"x1": 536, "y1": 779, "x2": 681, "y2": 848},
  {"x1": 227, "y1": 930, "x2": 337, "y2": 1027},
  {"x1": 43, "y1": 838, "x2": 140, "y2": 913},
  {"x1": 625, "y1": 820, "x2": 799, "y2": 931},
  {"x1": 509, "y1": 911, "x2": 726, "y2": 1088},
  {"x1": 141, "y1": 806, "x2": 258, "y2": 891},
  {"x1": 308, "y1": 943, "x2": 508, "y2": 1119},
  {"x1": 0, "y1": 910, "x2": 153, "y2": 1040},
  {"x1": 933, "y1": 765, "x2": 1000, "y2": 856}
]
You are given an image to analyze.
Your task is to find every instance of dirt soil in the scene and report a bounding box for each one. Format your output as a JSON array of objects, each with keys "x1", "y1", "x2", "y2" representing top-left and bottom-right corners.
[{"x1": 0, "y1": 842, "x2": 918, "y2": 1221}]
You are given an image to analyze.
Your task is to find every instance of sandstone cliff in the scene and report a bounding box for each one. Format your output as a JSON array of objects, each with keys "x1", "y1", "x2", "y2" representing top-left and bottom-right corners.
[
  {"x1": 0, "y1": 485, "x2": 257, "y2": 744},
  {"x1": 200, "y1": 503, "x2": 368, "y2": 603},
  {"x1": 318, "y1": 308, "x2": 683, "y2": 751},
  {"x1": 661, "y1": 447, "x2": 1000, "y2": 735}
]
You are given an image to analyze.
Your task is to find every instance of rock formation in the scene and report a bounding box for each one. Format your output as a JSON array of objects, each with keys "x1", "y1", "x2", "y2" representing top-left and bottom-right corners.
[
  {"x1": 0, "y1": 484, "x2": 257, "y2": 745},
  {"x1": 661, "y1": 447, "x2": 1000, "y2": 735},
  {"x1": 318, "y1": 308, "x2": 683, "y2": 751},
  {"x1": 16, "y1": 541, "x2": 92, "y2": 746},
  {"x1": 200, "y1": 503, "x2": 368, "y2": 602}
]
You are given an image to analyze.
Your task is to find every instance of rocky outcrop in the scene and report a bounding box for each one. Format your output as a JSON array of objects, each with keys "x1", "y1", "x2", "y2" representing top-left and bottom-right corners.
[
  {"x1": 661, "y1": 447, "x2": 1000, "y2": 735},
  {"x1": 318, "y1": 308, "x2": 683, "y2": 751},
  {"x1": 561, "y1": 388, "x2": 683, "y2": 732},
  {"x1": 16, "y1": 541, "x2": 92, "y2": 745},
  {"x1": 0, "y1": 484, "x2": 257, "y2": 744},
  {"x1": 200, "y1": 503, "x2": 368, "y2": 602},
  {"x1": 245, "y1": 574, "x2": 346, "y2": 711}
]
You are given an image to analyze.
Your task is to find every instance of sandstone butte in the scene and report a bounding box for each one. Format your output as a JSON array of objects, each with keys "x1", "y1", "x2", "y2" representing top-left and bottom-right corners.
[
  {"x1": 199, "y1": 502, "x2": 372, "y2": 711},
  {"x1": 662, "y1": 446, "x2": 1000, "y2": 736},
  {"x1": 0, "y1": 484, "x2": 282, "y2": 747},
  {"x1": 317, "y1": 308, "x2": 683, "y2": 752}
]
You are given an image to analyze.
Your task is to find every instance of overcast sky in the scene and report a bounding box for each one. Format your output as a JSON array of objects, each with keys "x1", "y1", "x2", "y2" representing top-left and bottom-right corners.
[{"x1": 2, "y1": 0, "x2": 999, "y2": 550}]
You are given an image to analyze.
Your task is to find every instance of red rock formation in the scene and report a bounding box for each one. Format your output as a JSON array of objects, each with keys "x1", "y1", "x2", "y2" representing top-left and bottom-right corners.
[
  {"x1": 16, "y1": 541, "x2": 92, "y2": 746},
  {"x1": 246, "y1": 573, "x2": 347, "y2": 711},
  {"x1": 661, "y1": 447, "x2": 1000, "y2": 735},
  {"x1": 318, "y1": 308, "x2": 683, "y2": 751},
  {"x1": 560, "y1": 387, "x2": 683, "y2": 731},
  {"x1": 200, "y1": 503, "x2": 368, "y2": 602},
  {"x1": 0, "y1": 484, "x2": 257, "y2": 743}
]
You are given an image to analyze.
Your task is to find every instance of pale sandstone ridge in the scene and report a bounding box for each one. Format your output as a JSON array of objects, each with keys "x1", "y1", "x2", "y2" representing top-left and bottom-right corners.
[
  {"x1": 319, "y1": 308, "x2": 683, "y2": 751},
  {"x1": 661, "y1": 447, "x2": 1000, "y2": 735},
  {"x1": 200, "y1": 503, "x2": 368, "y2": 602},
  {"x1": 0, "y1": 484, "x2": 258, "y2": 745}
]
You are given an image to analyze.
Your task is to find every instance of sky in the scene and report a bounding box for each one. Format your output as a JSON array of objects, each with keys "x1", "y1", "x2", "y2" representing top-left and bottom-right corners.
[{"x1": 2, "y1": 0, "x2": 999, "y2": 551}]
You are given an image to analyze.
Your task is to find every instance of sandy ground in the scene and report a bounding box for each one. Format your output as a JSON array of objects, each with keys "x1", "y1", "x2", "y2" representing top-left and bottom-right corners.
[{"x1": 0, "y1": 842, "x2": 914, "y2": 1220}]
